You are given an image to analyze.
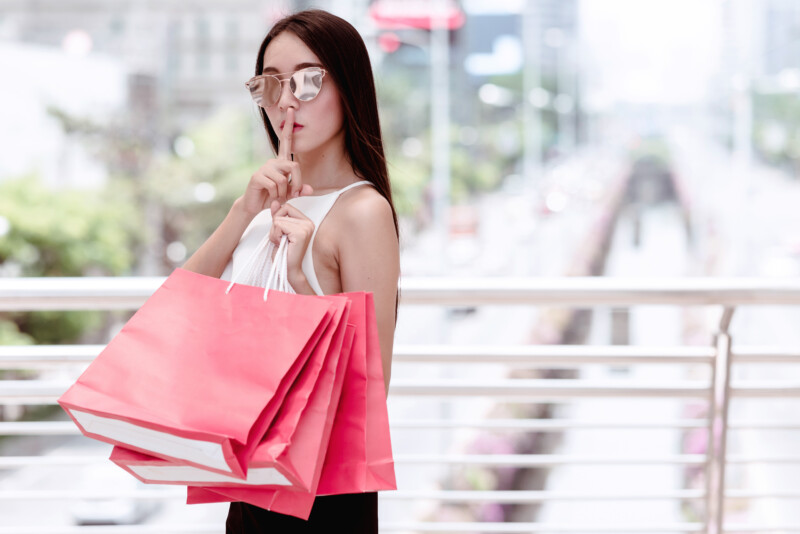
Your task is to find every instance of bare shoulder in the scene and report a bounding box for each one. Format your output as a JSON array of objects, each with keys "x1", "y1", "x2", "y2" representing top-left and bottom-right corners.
[{"x1": 335, "y1": 184, "x2": 396, "y2": 235}]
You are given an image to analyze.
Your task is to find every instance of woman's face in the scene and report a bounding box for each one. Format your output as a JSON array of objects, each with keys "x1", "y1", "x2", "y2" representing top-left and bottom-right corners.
[{"x1": 261, "y1": 31, "x2": 344, "y2": 157}]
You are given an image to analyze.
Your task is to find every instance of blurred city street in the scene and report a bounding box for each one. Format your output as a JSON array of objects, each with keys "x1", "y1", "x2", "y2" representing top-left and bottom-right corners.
[{"x1": 3, "y1": 0, "x2": 800, "y2": 532}]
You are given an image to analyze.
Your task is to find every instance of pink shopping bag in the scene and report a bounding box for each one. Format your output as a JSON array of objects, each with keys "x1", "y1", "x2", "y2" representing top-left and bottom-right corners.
[
  {"x1": 59, "y1": 268, "x2": 337, "y2": 479},
  {"x1": 111, "y1": 298, "x2": 353, "y2": 492},
  {"x1": 186, "y1": 292, "x2": 395, "y2": 520}
]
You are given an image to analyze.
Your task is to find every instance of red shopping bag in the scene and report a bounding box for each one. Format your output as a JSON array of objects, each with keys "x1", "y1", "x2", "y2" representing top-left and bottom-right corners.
[
  {"x1": 185, "y1": 292, "x2": 396, "y2": 520},
  {"x1": 59, "y1": 268, "x2": 337, "y2": 479},
  {"x1": 183, "y1": 322, "x2": 356, "y2": 520},
  {"x1": 319, "y1": 292, "x2": 396, "y2": 493},
  {"x1": 111, "y1": 298, "x2": 354, "y2": 491}
]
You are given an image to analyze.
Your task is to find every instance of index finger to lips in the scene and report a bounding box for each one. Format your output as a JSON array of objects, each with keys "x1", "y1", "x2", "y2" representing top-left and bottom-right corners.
[
  {"x1": 288, "y1": 163, "x2": 303, "y2": 198},
  {"x1": 278, "y1": 108, "x2": 294, "y2": 160}
]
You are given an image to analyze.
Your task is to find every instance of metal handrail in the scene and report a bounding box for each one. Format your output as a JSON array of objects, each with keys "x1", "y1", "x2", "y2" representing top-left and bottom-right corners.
[
  {"x1": 0, "y1": 378, "x2": 715, "y2": 403},
  {"x1": 0, "y1": 343, "x2": 719, "y2": 366},
  {"x1": 4, "y1": 343, "x2": 800, "y2": 367},
  {"x1": 7, "y1": 417, "x2": 800, "y2": 436},
  {"x1": 4, "y1": 278, "x2": 800, "y2": 534},
  {"x1": 6, "y1": 452, "x2": 800, "y2": 470},
  {"x1": 3, "y1": 276, "x2": 800, "y2": 310},
  {"x1": 0, "y1": 523, "x2": 796, "y2": 534}
]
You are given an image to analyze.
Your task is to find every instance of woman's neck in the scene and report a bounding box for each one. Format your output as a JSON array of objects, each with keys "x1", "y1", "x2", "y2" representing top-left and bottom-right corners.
[{"x1": 293, "y1": 137, "x2": 357, "y2": 194}]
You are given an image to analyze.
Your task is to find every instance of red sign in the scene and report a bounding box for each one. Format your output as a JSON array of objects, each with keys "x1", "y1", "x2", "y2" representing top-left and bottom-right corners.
[{"x1": 369, "y1": 0, "x2": 466, "y2": 30}]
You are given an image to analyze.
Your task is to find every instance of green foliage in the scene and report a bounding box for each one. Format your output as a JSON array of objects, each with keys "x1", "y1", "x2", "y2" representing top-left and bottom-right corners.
[
  {"x1": 0, "y1": 175, "x2": 139, "y2": 344},
  {"x1": 0, "y1": 176, "x2": 139, "y2": 276},
  {"x1": 0, "y1": 321, "x2": 33, "y2": 346},
  {"x1": 629, "y1": 136, "x2": 672, "y2": 167},
  {"x1": 752, "y1": 92, "x2": 800, "y2": 168},
  {"x1": 377, "y1": 67, "x2": 559, "y2": 218},
  {"x1": 387, "y1": 149, "x2": 430, "y2": 216},
  {"x1": 145, "y1": 109, "x2": 264, "y2": 256}
]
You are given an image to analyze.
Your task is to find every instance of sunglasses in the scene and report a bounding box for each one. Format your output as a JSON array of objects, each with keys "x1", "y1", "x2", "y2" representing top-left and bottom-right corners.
[{"x1": 245, "y1": 67, "x2": 327, "y2": 108}]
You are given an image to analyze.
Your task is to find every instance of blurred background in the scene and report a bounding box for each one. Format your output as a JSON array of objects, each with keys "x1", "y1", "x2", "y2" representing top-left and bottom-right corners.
[{"x1": 2, "y1": 0, "x2": 800, "y2": 532}]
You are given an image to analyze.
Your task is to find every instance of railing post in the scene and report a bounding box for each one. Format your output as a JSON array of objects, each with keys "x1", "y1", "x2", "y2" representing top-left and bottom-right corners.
[{"x1": 706, "y1": 306, "x2": 735, "y2": 534}]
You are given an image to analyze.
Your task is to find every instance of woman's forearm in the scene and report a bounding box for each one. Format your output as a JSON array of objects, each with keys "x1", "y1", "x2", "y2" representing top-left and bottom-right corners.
[{"x1": 182, "y1": 197, "x2": 258, "y2": 278}]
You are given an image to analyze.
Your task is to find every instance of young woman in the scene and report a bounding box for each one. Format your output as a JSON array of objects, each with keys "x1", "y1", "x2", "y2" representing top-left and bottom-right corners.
[{"x1": 182, "y1": 9, "x2": 400, "y2": 533}]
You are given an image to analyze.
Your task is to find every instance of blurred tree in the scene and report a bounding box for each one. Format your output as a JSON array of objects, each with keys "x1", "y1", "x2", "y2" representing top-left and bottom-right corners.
[
  {"x1": 752, "y1": 91, "x2": 800, "y2": 177},
  {"x1": 377, "y1": 67, "x2": 529, "y2": 225},
  {"x1": 146, "y1": 109, "x2": 265, "y2": 263},
  {"x1": 0, "y1": 175, "x2": 140, "y2": 344},
  {"x1": 47, "y1": 104, "x2": 266, "y2": 273}
]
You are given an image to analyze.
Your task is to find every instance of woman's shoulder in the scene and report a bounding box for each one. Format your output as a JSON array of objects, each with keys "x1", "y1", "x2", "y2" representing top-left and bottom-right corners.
[
  {"x1": 339, "y1": 182, "x2": 392, "y2": 217},
  {"x1": 330, "y1": 181, "x2": 396, "y2": 241}
]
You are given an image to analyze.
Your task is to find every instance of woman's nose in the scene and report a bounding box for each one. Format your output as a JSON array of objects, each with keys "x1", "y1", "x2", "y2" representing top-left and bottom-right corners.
[{"x1": 277, "y1": 80, "x2": 298, "y2": 111}]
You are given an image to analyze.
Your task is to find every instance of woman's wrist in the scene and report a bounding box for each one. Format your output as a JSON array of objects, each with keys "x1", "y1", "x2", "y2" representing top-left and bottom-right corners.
[
  {"x1": 287, "y1": 268, "x2": 314, "y2": 295},
  {"x1": 231, "y1": 196, "x2": 260, "y2": 223}
]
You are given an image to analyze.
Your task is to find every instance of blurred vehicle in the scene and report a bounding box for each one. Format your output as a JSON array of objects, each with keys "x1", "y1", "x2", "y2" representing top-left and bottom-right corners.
[
  {"x1": 447, "y1": 205, "x2": 481, "y2": 269},
  {"x1": 70, "y1": 463, "x2": 161, "y2": 525},
  {"x1": 448, "y1": 205, "x2": 479, "y2": 237}
]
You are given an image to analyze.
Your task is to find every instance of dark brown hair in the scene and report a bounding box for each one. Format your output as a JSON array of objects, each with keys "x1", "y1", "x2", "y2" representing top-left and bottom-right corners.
[{"x1": 254, "y1": 9, "x2": 398, "y2": 238}]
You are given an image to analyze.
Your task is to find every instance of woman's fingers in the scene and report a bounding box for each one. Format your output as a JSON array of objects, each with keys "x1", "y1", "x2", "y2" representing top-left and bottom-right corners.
[
  {"x1": 263, "y1": 159, "x2": 303, "y2": 200},
  {"x1": 277, "y1": 109, "x2": 308, "y2": 197},
  {"x1": 243, "y1": 108, "x2": 313, "y2": 213},
  {"x1": 278, "y1": 108, "x2": 294, "y2": 161},
  {"x1": 268, "y1": 203, "x2": 314, "y2": 245},
  {"x1": 254, "y1": 161, "x2": 297, "y2": 203},
  {"x1": 271, "y1": 202, "x2": 307, "y2": 219},
  {"x1": 287, "y1": 162, "x2": 303, "y2": 198},
  {"x1": 269, "y1": 216, "x2": 312, "y2": 245}
]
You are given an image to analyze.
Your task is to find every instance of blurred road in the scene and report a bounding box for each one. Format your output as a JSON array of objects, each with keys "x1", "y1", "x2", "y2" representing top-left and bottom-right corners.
[
  {"x1": 670, "y1": 128, "x2": 800, "y2": 528},
  {"x1": 537, "y1": 202, "x2": 691, "y2": 531},
  {"x1": 6, "y1": 134, "x2": 800, "y2": 530},
  {"x1": 385, "y1": 150, "x2": 627, "y2": 524},
  {"x1": 1, "y1": 150, "x2": 623, "y2": 529}
]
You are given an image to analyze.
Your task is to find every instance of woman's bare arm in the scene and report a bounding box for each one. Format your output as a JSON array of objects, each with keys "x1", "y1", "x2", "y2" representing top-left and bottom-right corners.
[
  {"x1": 181, "y1": 198, "x2": 256, "y2": 278},
  {"x1": 337, "y1": 190, "x2": 400, "y2": 394},
  {"x1": 183, "y1": 112, "x2": 309, "y2": 278}
]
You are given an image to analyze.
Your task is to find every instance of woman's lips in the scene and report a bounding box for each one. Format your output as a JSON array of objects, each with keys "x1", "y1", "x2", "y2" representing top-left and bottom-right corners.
[{"x1": 280, "y1": 122, "x2": 304, "y2": 132}]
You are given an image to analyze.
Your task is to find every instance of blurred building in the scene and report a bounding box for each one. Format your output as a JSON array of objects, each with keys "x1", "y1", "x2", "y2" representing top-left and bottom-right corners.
[
  {"x1": 459, "y1": 0, "x2": 579, "y2": 149},
  {"x1": 761, "y1": 0, "x2": 800, "y2": 77},
  {"x1": 0, "y1": 0, "x2": 299, "y2": 132},
  {"x1": 0, "y1": 41, "x2": 125, "y2": 188},
  {"x1": 720, "y1": 0, "x2": 800, "y2": 104},
  {"x1": 719, "y1": 0, "x2": 800, "y2": 165}
]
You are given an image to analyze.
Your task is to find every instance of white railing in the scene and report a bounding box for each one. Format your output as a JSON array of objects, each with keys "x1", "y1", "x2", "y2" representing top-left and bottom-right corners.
[{"x1": 2, "y1": 277, "x2": 800, "y2": 533}]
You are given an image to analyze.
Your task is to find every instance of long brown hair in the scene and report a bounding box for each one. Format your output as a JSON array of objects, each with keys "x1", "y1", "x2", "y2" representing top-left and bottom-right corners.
[{"x1": 254, "y1": 9, "x2": 398, "y2": 238}]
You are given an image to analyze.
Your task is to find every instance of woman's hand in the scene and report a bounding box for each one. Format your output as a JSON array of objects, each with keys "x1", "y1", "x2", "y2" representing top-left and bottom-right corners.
[
  {"x1": 269, "y1": 201, "x2": 315, "y2": 289},
  {"x1": 240, "y1": 108, "x2": 313, "y2": 215}
]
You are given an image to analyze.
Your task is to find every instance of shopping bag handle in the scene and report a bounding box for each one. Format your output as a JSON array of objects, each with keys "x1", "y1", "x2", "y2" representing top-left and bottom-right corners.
[
  {"x1": 263, "y1": 234, "x2": 290, "y2": 300},
  {"x1": 225, "y1": 234, "x2": 293, "y2": 300}
]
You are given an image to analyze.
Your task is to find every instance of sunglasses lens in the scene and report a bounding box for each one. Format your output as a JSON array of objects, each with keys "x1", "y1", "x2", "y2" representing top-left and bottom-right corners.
[
  {"x1": 292, "y1": 68, "x2": 324, "y2": 101},
  {"x1": 247, "y1": 77, "x2": 265, "y2": 107},
  {"x1": 264, "y1": 76, "x2": 282, "y2": 107},
  {"x1": 248, "y1": 68, "x2": 324, "y2": 107}
]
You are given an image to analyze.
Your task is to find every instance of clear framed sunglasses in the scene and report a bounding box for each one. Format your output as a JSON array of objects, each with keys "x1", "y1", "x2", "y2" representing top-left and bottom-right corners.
[{"x1": 245, "y1": 67, "x2": 327, "y2": 108}]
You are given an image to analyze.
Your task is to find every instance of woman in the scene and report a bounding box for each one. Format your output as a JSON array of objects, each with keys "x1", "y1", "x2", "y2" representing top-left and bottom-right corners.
[{"x1": 182, "y1": 9, "x2": 400, "y2": 533}]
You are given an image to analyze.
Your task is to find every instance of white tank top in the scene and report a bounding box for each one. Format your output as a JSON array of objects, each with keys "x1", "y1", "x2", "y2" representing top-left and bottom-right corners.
[{"x1": 220, "y1": 180, "x2": 372, "y2": 296}]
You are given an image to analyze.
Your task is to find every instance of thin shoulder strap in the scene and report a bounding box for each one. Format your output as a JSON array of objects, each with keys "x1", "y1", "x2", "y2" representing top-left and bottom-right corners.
[{"x1": 335, "y1": 180, "x2": 372, "y2": 197}]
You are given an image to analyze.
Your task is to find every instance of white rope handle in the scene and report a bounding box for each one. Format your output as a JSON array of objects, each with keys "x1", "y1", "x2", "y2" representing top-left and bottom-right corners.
[
  {"x1": 225, "y1": 231, "x2": 272, "y2": 294},
  {"x1": 276, "y1": 235, "x2": 294, "y2": 294},
  {"x1": 224, "y1": 232, "x2": 291, "y2": 295},
  {"x1": 224, "y1": 225, "x2": 296, "y2": 298},
  {"x1": 263, "y1": 235, "x2": 289, "y2": 300}
]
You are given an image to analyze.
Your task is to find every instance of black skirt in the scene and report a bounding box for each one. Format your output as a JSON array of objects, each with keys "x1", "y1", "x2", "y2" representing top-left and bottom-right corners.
[{"x1": 226, "y1": 493, "x2": 378, "y2": 533}]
